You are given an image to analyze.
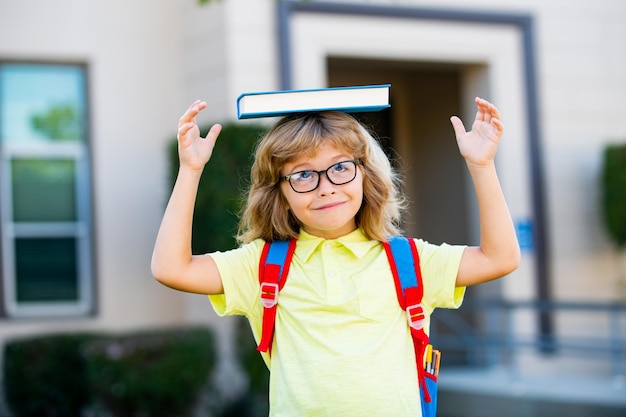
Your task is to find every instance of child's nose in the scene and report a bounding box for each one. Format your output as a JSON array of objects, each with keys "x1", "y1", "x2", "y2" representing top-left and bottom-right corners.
[{"x1": 317, "y1": 173, "x2": 336, "y2": 194}]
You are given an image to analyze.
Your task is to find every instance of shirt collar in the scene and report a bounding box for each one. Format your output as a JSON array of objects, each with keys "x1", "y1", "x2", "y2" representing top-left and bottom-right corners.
[{"x1": 295, "y1": 228, "x2": 380, "y2": 262}]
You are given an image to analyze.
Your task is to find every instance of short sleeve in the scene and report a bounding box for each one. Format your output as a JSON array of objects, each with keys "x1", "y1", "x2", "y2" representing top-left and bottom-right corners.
[
  {"x1": 414, "y1": 239, "x2": 466, "y2": 310},
  {"x1": 207, "y1": 239, "x2": 265, "y2": 318}
]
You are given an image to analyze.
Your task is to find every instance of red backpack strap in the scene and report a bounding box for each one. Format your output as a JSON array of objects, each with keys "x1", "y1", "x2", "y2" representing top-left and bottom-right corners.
[
  {"x1": 383, "y1": 236, "x2": 433, "y2": 403},
  {"x1": 257, "y1": 239, "x2": 297, "y2": 354}
]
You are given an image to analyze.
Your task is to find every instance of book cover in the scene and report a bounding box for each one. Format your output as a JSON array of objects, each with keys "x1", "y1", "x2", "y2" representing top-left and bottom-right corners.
[{"x1": 236, "y1": 84, "x2": 391, "y2": 120}]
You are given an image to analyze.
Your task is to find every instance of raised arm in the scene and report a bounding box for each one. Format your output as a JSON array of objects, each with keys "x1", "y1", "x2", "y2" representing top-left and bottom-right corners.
[
  {"x1": 151, "y1": 100, "x2": 224, "y2": 294},
  {"x1": 451, "y1": 97, "x2": 521, "y2": 286}
]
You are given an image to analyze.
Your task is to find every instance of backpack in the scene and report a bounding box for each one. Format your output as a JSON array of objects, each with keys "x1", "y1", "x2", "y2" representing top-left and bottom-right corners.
[{"x1": 257, "y1": 236, "x2": 438, "y2": 417}]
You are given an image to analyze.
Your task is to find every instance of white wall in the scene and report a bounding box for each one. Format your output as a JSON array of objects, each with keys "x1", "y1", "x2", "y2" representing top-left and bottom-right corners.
[
  {"x1": 0, "y1": 0, "x2": 191, "y2": 340},
  {"x1": 180, "y1": 0, "x2": 280, "y2": 126},
  {"x1": 537, "y1": 0, "x2": 626, "y2": 302}
]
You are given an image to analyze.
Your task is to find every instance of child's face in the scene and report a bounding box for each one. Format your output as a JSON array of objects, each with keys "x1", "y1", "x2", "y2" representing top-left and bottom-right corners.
[{"x1": 280, "y1": 143, "x2": 363, "y2": 239}]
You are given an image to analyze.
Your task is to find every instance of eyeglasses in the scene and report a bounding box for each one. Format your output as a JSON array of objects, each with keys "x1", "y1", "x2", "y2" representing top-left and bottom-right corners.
[{"x1": 281, "y1": 159, "x2": 361, "y2": 193}]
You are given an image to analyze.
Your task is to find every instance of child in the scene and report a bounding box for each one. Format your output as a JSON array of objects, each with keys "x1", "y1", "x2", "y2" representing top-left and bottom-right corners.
[{"x1": 151, "y1": 97, "x2": 520, "y2": 416}]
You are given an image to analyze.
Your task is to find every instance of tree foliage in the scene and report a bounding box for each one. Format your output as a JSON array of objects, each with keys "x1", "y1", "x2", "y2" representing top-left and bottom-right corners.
[{"x1": 30, "y1": 104, "x2": 82, "y2": 141}]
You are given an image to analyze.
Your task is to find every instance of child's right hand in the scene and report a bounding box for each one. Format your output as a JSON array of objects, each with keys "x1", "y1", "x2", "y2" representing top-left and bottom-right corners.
[
  {"x1": 151, "y1": 100, "x2": 225, "y2": 296},
  {"x1": 177, "y1": 100, "x2": 222, "y2": 172}
]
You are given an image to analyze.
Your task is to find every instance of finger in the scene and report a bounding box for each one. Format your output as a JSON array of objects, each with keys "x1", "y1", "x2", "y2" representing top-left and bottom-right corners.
[
  {"x1": 475, "y1": 97, "x2": 491, "y2": 122},
  {"x1": 491, "y1": 117, "x2": 504, "y2": 134},
  {"x1": 474, "y1": 97, "x2": 485, "y2": 122},
  {"x1": 204, "y1": 124, "x2": 222, "y2": 142},
  {"x1": 476, "y1": 97, "x2": 501, "y2": 123},
  {"x1": 178, "y1": 100, "x2": 206, "y2": 126},
  {"x1": 488, "y1": 103, "x2": 502, "y2": 122},
  {"x1": 177, "y1": 122, "x2": 195, "y2": 140},
  {"x1": 450, "y1": 116, "x2": 467, "y2": 139}
]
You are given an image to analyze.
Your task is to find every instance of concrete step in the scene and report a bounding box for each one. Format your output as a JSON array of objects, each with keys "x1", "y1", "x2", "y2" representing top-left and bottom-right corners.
[{"x1": 436, "y1": 368, "x2": 626, "y2": 417}]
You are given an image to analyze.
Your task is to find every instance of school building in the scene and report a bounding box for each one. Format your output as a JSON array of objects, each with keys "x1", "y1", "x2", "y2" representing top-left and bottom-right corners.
[{"x1": 0, "y1": 0, "x2": 625, "y2": 415}]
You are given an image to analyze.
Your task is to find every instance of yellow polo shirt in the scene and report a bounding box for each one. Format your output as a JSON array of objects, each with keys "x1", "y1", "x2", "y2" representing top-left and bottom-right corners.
[{"x1": 209, "y1": 229, "x2": 465, "y2": 417}]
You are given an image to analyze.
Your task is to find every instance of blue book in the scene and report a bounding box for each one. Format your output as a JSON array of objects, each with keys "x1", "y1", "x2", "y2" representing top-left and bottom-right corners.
[{"x1": 236, "y1": 84, "x2": 391, "y2": 120}]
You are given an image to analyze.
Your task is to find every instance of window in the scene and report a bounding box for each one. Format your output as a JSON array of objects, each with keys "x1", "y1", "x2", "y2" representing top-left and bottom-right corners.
[{"x1": 0, "y1": 62, "x2": 93, "y2": 317}]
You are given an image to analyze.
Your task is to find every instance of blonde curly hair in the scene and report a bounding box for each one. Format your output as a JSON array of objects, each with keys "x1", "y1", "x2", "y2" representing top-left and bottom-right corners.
[{"x1": 237, "y1": 111, "x2": 406, "y2": 243}]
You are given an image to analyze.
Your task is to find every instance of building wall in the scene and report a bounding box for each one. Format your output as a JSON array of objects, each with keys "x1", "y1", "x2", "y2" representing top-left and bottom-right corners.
[
  {"x1": 537, "y1": 0, "x2": 626, "y2": 302},
  {"x1": 0, "y1": 1, "x2": 201, "y2": 412},
  {"x1": 0, "y1": 0, "x2": 192, "y2": 335}
]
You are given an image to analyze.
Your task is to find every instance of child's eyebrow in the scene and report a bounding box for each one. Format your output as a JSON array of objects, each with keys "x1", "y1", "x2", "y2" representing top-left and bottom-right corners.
[{"x1": 287, "y1": 154, "x2": 353, "y2": 171}]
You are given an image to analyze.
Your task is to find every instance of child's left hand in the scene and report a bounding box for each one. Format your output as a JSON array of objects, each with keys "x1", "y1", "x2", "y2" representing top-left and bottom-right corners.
[{"x1": 450, "y1": 97, "x2": 504, "y2": 168}]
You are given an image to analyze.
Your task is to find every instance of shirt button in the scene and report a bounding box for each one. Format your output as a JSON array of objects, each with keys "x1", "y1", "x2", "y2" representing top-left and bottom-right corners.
[{"x1": 328, "y1": 270, "x2": 336, "y2": 277}]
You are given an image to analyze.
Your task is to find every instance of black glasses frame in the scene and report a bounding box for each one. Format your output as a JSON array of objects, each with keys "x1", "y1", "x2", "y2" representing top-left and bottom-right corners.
[{"x1": 280, "y1": 159, "x2": 361, "y2": 193}]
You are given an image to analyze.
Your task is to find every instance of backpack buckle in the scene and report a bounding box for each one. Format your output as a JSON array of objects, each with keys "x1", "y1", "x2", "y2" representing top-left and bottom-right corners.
[
  {"x1": 260, "y1": 282, "x2": 279, "y2": 308},
  {"x1": 406, "y1": 303, "x2": 425, "y2": 330}
]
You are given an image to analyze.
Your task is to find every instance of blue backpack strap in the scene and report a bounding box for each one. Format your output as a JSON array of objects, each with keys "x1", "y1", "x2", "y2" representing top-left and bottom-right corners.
[
  {"x1": 383, "y1": 236, "x2": 434, "y2": 406},
  {"x1": 386, "y1": 237, "x2": 422, "y2": 306},
  {"x1": 263, "y1": 240, "x2": 293, "y2": 284},
  {"x1": 257, "y1": 239, "x2": 296, "y2": 354},
  {"x1": 384, "y1": 237, "x2": 425, "y2": 320}
]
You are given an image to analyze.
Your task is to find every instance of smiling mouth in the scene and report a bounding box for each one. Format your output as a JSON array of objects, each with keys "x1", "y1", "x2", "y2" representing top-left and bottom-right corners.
[{"x1": 314, "y1": 201, "x2": 345, "y2": 210}]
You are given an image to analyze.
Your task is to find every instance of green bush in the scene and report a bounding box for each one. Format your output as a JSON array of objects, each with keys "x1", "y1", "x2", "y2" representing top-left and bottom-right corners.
[
  {"x1": 3, "y1": 333, "x2": 100, "y2": 417},
  {"x1": 168, "y1": 121, "x2": 268, "y2": 254},
  {"x1": 601, "y1": 142, "x2": 626, "y2": 248},
  {"x1": 83, "y1": 327, "x2": 215, "y2": 417},
  {"x1": 3, "y1": 328, "x2": 218, "y2": 417}
]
